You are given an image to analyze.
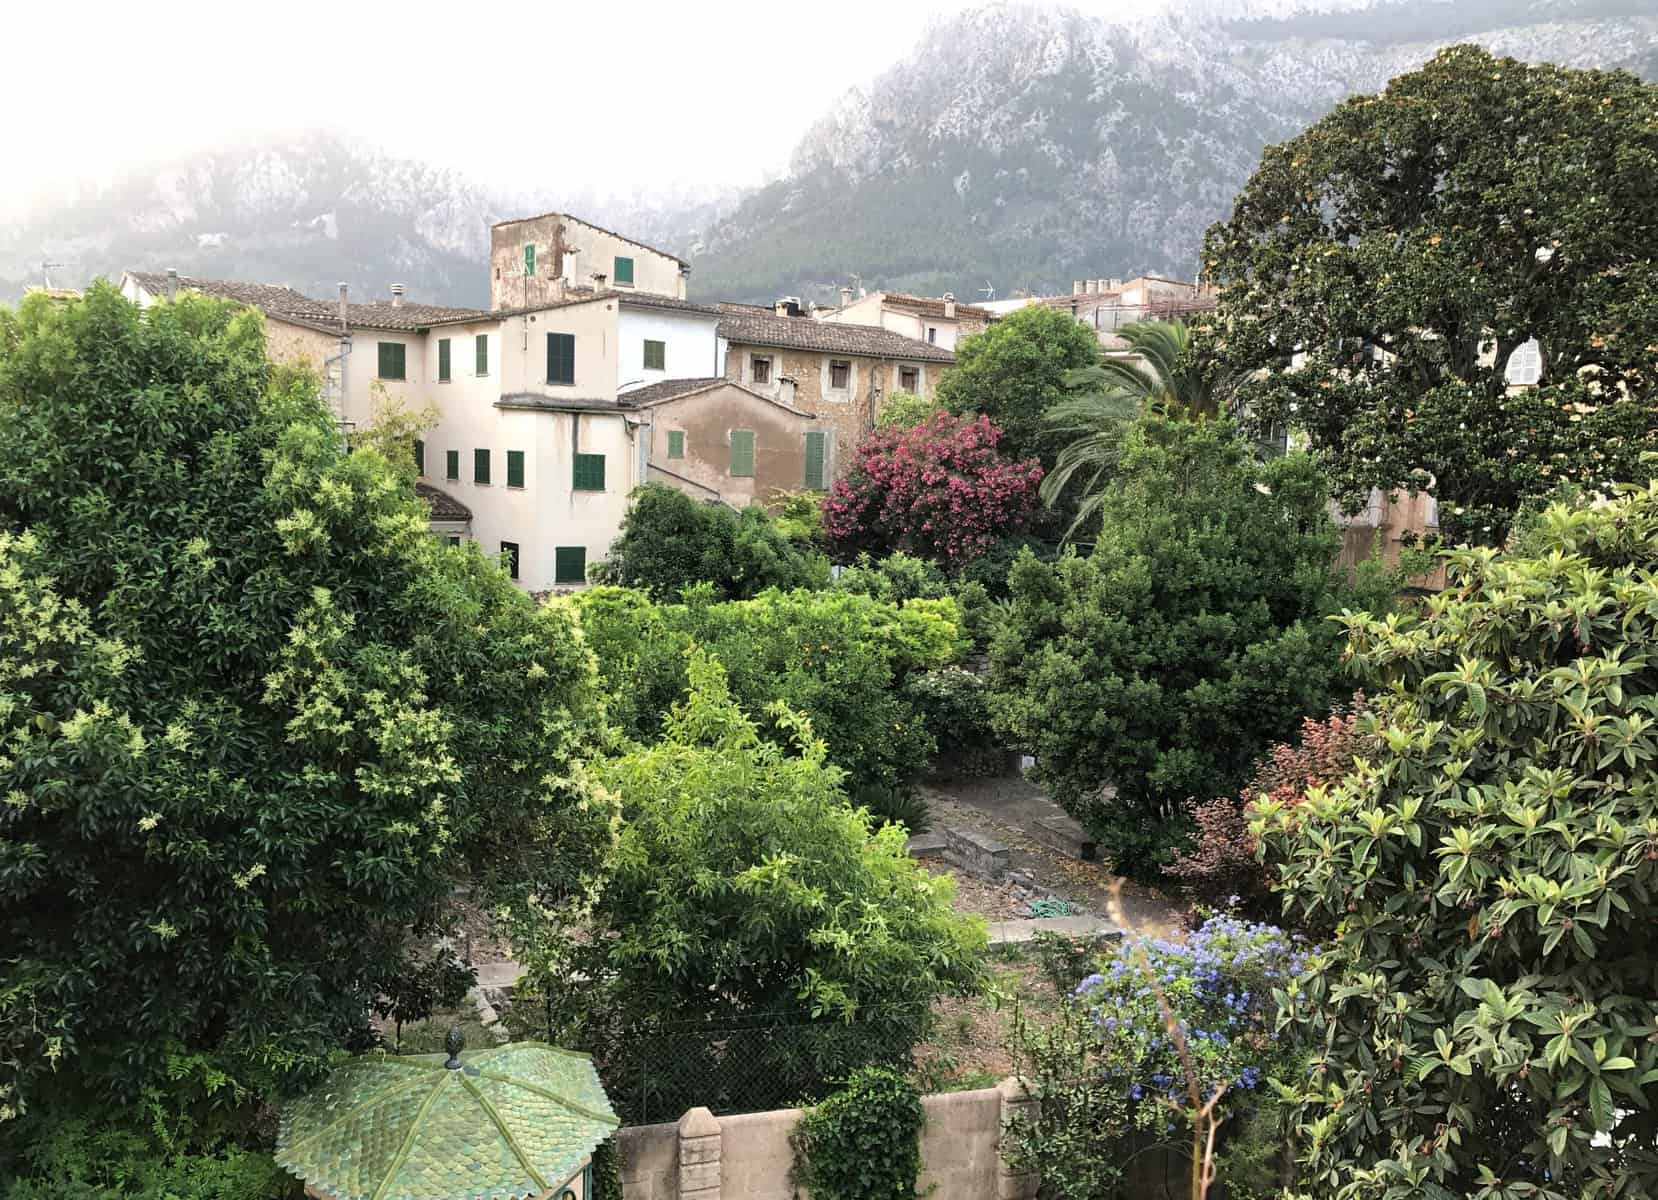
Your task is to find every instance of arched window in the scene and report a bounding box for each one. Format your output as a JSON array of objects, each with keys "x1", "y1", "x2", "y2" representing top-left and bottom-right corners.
[{"x1": 1505, "y1": 338, "x2": 1543, "y2": 387}]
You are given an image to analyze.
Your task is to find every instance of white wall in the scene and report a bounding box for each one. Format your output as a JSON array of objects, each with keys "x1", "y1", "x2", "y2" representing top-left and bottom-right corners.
[{"x1": 616, "y1": 308, "x2": 722, "y2": 392}]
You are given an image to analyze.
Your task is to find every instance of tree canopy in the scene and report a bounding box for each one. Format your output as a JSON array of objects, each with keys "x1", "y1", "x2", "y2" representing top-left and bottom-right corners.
[
  {"x1": 0, "y1": 286, "x2": 611, "y2": 1121},
  {"x1": 1204, "y1": 44, "x2": 1658, "y2": 544}
]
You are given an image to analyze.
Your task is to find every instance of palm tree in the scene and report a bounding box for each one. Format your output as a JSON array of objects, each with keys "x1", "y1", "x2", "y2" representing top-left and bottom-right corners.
[{"x1": 1040, "y1": 319, "x2": 1232, "y2": 539}]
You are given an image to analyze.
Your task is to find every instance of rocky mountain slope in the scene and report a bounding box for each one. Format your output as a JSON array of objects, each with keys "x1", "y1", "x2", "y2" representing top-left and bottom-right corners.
[{"x1": 687, "y1": 0, "x2": 1658, "y2": 303}]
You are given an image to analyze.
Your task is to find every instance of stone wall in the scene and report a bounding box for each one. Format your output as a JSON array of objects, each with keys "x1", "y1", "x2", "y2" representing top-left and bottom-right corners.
[{"x1": 612, "y1": 1078, "x2": 1038, "y2": 1200}]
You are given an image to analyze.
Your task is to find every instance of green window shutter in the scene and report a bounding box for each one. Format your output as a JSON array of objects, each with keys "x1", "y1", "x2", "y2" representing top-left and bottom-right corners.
[
  {"x1": 804, "y1": 431, "x2": 826, "y2": 489},
  {"x1": 438, "y1": 338, "x2": 451, "y2": 382},
  {"x1": 572, "y1": 453, "x2": 606, "y2": 492},
  {"x1": 413, "y1": 439, "x2": 425, "y2": 476},
  {"x1": 501, "y1": 541, "x2": 520, "y2": 580},
  {"x1": 730, "y1": 429, "x2": 755, "y2": 477},
  {"x1": 524, "y1": 244, "x2": 536, "y2": 276},
  {"x1": 474, "y1": 448, "x2": 491, "y2": 484},
  {"x1": 378, "y1": 342, "x2": 405, "y2": 380},
  {"x1": 614, "y1": 256, "x2": 634, "y2": 286},
  {"x1": 446, "y1": 535, "x2": 461, "y2": 547},
  {"x1": 555, "y1": 546, "x2": 587, "y2": 584},
  {"x1": 666, "y1": 430, "x2": 685, "y2": 459},
  {"x1": 643, "y1": 339, "x2": 665, "y2": 371},
  {"x1": 445, "y1": 450, "x2": 459, "y2": 480},
  {"x1": 507, "y1": 450, "x2": 525, "y2": 489},
  {"x1": 475, "y1": 333, "x2": 488, "y2": 375},
  {"x1": 547, "y1": 333, "x2": 576, "y2": 385}
]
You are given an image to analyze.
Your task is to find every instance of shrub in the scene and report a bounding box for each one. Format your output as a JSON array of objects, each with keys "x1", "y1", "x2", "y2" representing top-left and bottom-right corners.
[
  {"x1": 987, "y1": 416, "x2": 1352, "y2": 878},
  {"x1": 1166, "y1": 698, "x2": 1369, "y2": 911},
  {"x1": 874, "y1": 389, "x2": 939, "y2": 431},
  {"x1": 794, "y1": 1067, "x2": 925, "y2": 1200},
  {"x1": 905, "y1": 667, "x2": 1000, "y2": 777},
  {"x1": 822, "y1": 412, "x2": 1044, "y2": 572},
  {"x1": 1259, "y1": 484, "x2": 1658, "y2": 1198},
  {"x1": 0, "y1": 287, "x2": 611, "y2": 1122},
  {"x1": 770, "y1": 488, "x2": 827, "y2": 548},
  {"x1": 834, "y1": 551, "x2": 949, "y2": 602},
  {"x1": 596, "y1": 483, "x2": 828, "y2": 599},
  {"x1": 1006, "y1": 916, "x2": 1310, "y2": 1200}
]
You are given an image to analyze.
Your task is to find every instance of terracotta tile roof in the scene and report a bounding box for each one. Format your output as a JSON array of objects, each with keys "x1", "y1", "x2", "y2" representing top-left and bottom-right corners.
[
  {"x1": 415, "y1": 481, "x2": 472, "y2": 522},
  {"x1": 126, "y1": 270, "x2": 490, "y2": 332},
  {"x1": 496, "y1": 394, "x2": 629, "y2": 414},
  {"x1": 489, "y1": 210, "x2": 690, "y2": 269},
  {"x1": 879, "y1": 293, "x2": 996, "y2": 321},
  {"x1": 619, "y1": 376, "x2": 815, "y2": 418},
  {"x1": 716, "y1": 306, "x2": 955, "y2": 363}
]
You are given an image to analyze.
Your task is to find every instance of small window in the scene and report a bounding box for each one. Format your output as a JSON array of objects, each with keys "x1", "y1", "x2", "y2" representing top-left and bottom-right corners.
[
  {"x1": 377, "y1": 342, "x2": 406, "y2": 380},
  {"x1": 613, "y1": 256, "x2": 635, "y2": 286},
  {"x1": 524, "y1": 244, "x2": 536, "y2": 276},
  {"x1": 804, "y1": 430, "x2": 826, "y2": 490},
  {"x1": 474, "y1": 448, "x2": 491, "y2": 485},
  {"x1": 507, "y1": 450, "x2": 525, "y2": 489},
  {"x1": 475, "y1": 333, "x2": 489, "y2": 376},
  {"x1": 926, "y1": 327, "x2": 938, "y2": 344},
  {"x1": 547, "y1": 332, "x2": 575, "y2": 385},
  {"x1": 445, "y1": 449, "x2": 459, "y2": 481},
  {"x1": 501, "y1": 541, "x2": 520, "y2": 580},
  {"x1": 899, "y1": 366, "x2": 919, "y2": 391},
  {"x1": 554, "y1": 546, "x2": 587, "y2": 584},
  {"x1": 643, "y1": 339, "x2": 666, "y2": 371},
  {"x1": 437, "y1": 338, "x2": 451, "y2": 383},
  {"x1": 730, "y1": 429, "x2": 755, "y2": 477},
  {"x1": 446, "y1": 534, "x2": 462, "y2": 547},
  {"x1": 413, "y1": 439, "x2": 425, "y2": 475},
  {"x1": 666, "y1": 430, "x2": 685, "y2": 459},
  {"x1": 572, "y1": 453, "x2": 606, "y2": 492},
  {"x1": 829, "y1": 360, "x2": 850, "y2": 390},
  {"x1": 751, "y1": 356, "x2": 772, "y2": 385}
]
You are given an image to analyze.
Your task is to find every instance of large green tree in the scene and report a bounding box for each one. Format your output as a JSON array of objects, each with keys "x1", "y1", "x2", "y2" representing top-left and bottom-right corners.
[
  {"x1": 1204, "y1": 45, "x2": 1658, "y2": 545},
  {"x1": 0, "y1": 287, "x2": 611, "y2": 1123},
  {"x1": 988, "y1": 416, "x2": 1361, "y2": 877},
  {"x1": 1261, "y1": 486, "x2": 1658, "y2": 1199},
  {"x1": 936, "y1": 304, "x2": 1100, "y2": 467}
]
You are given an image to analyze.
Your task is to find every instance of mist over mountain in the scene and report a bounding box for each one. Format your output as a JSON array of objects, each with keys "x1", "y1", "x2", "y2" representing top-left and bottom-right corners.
[{"x1": 4, "y1": 0, "x2": 1655, "y2": 308}]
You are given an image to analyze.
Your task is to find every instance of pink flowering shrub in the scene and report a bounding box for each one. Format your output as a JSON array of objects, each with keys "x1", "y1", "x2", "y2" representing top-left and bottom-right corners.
[{"x1": 821, "y1": 412, "x2": 1043, "y2": 572}]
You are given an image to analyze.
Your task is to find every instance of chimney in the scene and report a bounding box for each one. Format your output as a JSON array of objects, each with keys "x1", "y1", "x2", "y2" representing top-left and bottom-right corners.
[
  {"x1": 779, "y1": 377, "x2": 798, "y2": 408},
  {"x1": 943, "y1": 292, "x2": 956, "y2": 319},
  {"x1": 1085, "y1": 280, "x2": 1099, "y2": 295},
  {"x1": 839, "y1": 285, "x2": 853, "y2": 307},
  {"x1": 165, "y1": 268, "x2": 179, "y2": 300},
  {"x1": 1073, "y1": 280, "x2": 1085, "y2": 296},
  {"x1": 390, "y1": 284, "x2": 405, "y2": 308},
  {"x1": 592, "y1": 272, "x2": 608, "y2": 290},
  {"x1": 338, "y1": 282, "x2": 349, "y2": 328},
  {"x1": 776, "y1": 299, "x2": 791, "y2": 317}
]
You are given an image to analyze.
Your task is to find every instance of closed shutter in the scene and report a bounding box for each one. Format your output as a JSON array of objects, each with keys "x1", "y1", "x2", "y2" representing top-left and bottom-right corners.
[
  {"x1": 378, "y1": 342, "x2": 405, "y2": 380},
  {"x1": 438, "y1": 338, "x2": 452, "y2": 382},
  {"x1": 547, "y1": 333, "x2": 575, "y2": 385},
  {"x1": 667, "y1": 430, "x2": 685, "y2": 459},
  {"x1": 643, "y1": 339, "x2": 665, "y2": 370},
  {"x1": 572, "y1": 453, "x2": 606, "y2": 491},
  {"x1": 413, "y1": 439, "x2": 425, "y2": 475},
  {"x1": 554, "y1": 546, "x2": 587, "y2": 584},
  {"x1": 803, "y1": 431, "x2": 826, "y2": 489},
  {"x1": 445, "y1": 450, "x2": 460, "y2": 480},
  {"x1": 524, "y1": 244, "x2": 536, "y2": 276},
  {"x1": 474, "y1": 448, "x2": 491, "y2": 484},
  {"x1": 614, "y1": 256, "x2": 634, "y2": 286},
  {"x1": 507, "y1": 450, "x2": 525, "y2": 489},
  {"x1": 475, "y1": 333, "x2": 488, "y2": 375},
  {"x1": 730, "y1": 430, "x2": 755, "y2": 477}
]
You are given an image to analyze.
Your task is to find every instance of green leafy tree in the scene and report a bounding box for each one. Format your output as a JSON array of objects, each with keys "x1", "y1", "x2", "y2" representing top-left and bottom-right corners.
[
  {"x1": 874, "y1": 389, "x2": 939, "y2": 431},
  {"x1": 936, "y1": 304, "x2": 1100, "y2": 466},
  {"x1": 0, "y1": 287, "x2": 611, "y2": 1125},
  {"x1": 988, "y1": 416, "x2": 1350, "y2": 877},
  {"x1": 1259, "y1": 485, "x2": 1658, "y2": 1200},
  {"x1": 595, "y1": 483, "x2": 828, "y2": 599},
  {"x1": 1204, "y1": 45, "x2": 1658, "y2": 545}
]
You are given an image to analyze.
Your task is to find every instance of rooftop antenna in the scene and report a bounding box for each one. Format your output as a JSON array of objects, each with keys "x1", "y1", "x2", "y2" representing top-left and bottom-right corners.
[
  {"x1": 41, "y1": 261, "x2": 72, "y2": 289},
  {"x1": 978, "y1": 279, "x2": 996, "y2": 302}
]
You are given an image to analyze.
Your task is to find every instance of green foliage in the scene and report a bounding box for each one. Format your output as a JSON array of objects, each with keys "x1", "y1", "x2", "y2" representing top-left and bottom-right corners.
[
  {"x1": 564, "y1": 652, "x2": 985, "y2": 1051},
  {"x1": 770, "y1": 489, "x2": 827, "y2": 548},
  {"x1": 1258, "y1": 483, "x2": 1658, "y2": 1199},
  {"x1": 594, "y1": 484, "x2": 828, "y2": 600},
  {"x1": 2, "y1": 1116, "x2": 292, "y2": 1199},
  {"x1": 904, "y1": 667, "x2": 998, "y2": 761},
  {"x1": 833, "y1": 551, "x2": 949, "y2": 603},
  {"x1": 987, "y1": 416, "x2": 1351, "y2": 878},
  {"x1": 1204, "y1": 44, "x2": 1658, "y2": 545},
  {"x1": 569, "y1": 585, "x2": 962, "y2": 806},
  {"x1": 793, "y1": 1067, "x2": 924, "y2": 1200},
  {"x1": 874, "y1": 389, "x2": 939, "y2": 431},
  {"x1": 0, "y1": 286, "x2": 612, "y2": 1120},
  {"x1": 936, "y1": 305, "x2": 1100, "y2": 466}
]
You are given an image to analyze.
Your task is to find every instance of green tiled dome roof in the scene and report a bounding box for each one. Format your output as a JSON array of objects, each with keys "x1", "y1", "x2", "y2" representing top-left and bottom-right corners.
[{"x1": 275, "y1": 1041, "x2": 618, "y2": 1200}]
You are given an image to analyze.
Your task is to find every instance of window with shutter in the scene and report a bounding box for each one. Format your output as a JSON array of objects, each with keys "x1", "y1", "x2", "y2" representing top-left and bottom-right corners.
[
  {"x1": 447, "y1": 535, "x2": 461, "y2": 547},
  {"x1": 730, "y1": 430, "x2": 755, "y2": 477},
  {"x1": 614, "y1": 256, "x2": 634, "y2": 286},
  {"x1": 751, "y1": 356, "x2": 772, "y2": 385},
  {"x1": 377, "y1": 342, "x2": 406, "y2": 380},
  {"x1": 507, "y1": 450, "x2": 525, "y2": 489},
  {"x1": 437, "y1": 338, "x2": 451, "y2": 382},
  {"x1": 475, "y1": 333, "x2": 489, "y2": 376},
  {"x1": 829, "y1": 360, "x2": 850, "y2": 390},
  {"x1": 414, "y1": 439, "x2": 425, "y2": 475},
  {"x1": 667, "y1": 430, "x2": 685, "y2": 459},
  {"x1": 643, "y1": 339, "x2": 666, "y2": 371},
  {"x1": 899, "y1": 366, "x2": 919, "y2": 391},
  {"x1": 572, "y1": 453, "x2": 605, "y2": 491},
  {"x1": 524, "y1": 244, "x2": 536, "y2": 276},
  {"x1": 547, "y1": 333, "x2": 576, "y2": 385},
  {"x1": 445, "y1": 450, "x2": 460, "y2": 481},
  {"x1": 501, "y1": 541, "x2": 520, "y2": 580},
  {"x1": 554, "y1": 546, "x2": 587, "y2": 584},
  {"x1": 474, "y1": 448, "x2": 491, "y2": 484},
  {"x1": 804, "y1": 431, "x2": 826, "y2": 490}
]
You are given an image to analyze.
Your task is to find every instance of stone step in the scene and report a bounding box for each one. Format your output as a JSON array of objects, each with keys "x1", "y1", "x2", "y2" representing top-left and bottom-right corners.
[
  {"x1": 1032, "y1": 815, "x2": 1098, "y2": 862},
  {"x1": 986, "y1": 915, "x2": 1122, "y2": 945},
  {"x1": 905, "y1": 833, "x2": 949, "y2": 859}
]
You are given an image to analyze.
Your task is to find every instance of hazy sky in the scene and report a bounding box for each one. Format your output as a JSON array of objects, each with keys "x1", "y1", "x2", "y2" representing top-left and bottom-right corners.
[{"x1": 7, "y1": 0, "x2": 1261, "y2": 214}]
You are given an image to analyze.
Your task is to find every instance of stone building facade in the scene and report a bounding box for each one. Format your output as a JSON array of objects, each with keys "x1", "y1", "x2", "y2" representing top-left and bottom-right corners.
[{"x1": 489, "y1": 211, "x2": 690, "y2": 311}]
